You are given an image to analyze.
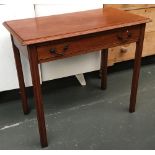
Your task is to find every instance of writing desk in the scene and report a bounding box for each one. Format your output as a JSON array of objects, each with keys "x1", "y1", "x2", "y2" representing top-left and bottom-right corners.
[{"x1": 3, "y1": 7, "x2": 150, "y2": 147}]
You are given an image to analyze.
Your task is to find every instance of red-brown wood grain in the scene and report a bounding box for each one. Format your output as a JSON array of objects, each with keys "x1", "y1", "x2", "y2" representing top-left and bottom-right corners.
[
  {"x1": 37, "y1": 25, "x2": 140, "y2": 63},
  {"x1": 129, "y1": 24, "x2": 146, "y2": 113},
  {"x1": 101, "y1": 49, "x2": 108, "y2": 90},
  {"x1": 27, "y1": 45, "x2": 48, "y2": 147},
  {"x1": 11, "y1": 35, "x2": 29, "y2": 114},
  {"x1": 3, "y1": 7, "x2": 150, "y2": 45}
]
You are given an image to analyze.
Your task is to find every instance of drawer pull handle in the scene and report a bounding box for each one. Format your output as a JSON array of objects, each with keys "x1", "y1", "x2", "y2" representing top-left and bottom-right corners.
[
  {"x1": 49, "y1": 44, "x2": 69, "y2": 56},
  {"x1": 117, "y1": 30, "x2": 132, "y2": 42},
  {"x1": 63, "y1": 44, "x2": 69, "y2": 51},
  {"x1": 49, "y1": 48, "x2": 56, "y2": 53},
  {"x1": 127, "y1": 31, "x2": 132, "y2": 38},
  {"x1": 120, "y1": 47, "x2": 128, "y2": 53},
  {"x1": 49, "y1": 48, "x2": 64, "y2": 56}
]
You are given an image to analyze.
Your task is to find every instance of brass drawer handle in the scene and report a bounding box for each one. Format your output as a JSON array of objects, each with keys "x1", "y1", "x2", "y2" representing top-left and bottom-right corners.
[{"x1": 49, "y1": 44, "x2": 69, "y2": 56}]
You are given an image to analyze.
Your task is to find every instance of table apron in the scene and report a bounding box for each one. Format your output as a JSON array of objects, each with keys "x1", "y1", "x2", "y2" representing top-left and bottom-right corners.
[{"x1": 37, "y1": 25, "x2": 141, "y2": 63}]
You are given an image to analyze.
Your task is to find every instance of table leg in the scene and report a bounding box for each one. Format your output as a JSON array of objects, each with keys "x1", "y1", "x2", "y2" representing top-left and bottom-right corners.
[
  {"x1": 129, "y1": 24, "x2": 146, "y2": 113},
  {"x1": 11, "y1": 36, "x2": 29, "y2": 114},
  {"x1": 101, "y1": 49, "x2": 108, "y2": 90},
  {"x1": 27, "y1": 45, "x2": 48, "y2": 147}
]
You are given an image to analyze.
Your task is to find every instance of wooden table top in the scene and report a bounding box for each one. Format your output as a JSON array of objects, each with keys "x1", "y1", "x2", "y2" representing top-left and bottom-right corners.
[{"x1": 3, "y1": 7, "x2": 150, "y2": 45}]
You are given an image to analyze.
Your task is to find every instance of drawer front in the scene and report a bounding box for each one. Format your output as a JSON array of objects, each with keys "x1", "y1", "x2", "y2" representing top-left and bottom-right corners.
[
  {"x1": 37, "y1": 25, "x2": 140, "y2": 63},
  {"x1": 109, "y1": 31, "x2": 155, "y2": 64},
  {"x1": 110, "y1": 43, "x2": 136, "y2": 63}
]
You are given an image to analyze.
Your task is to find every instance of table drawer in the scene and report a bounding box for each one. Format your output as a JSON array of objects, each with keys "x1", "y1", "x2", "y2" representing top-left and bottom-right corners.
[{"x1": 37, "y1": 25, "x2": 140, "y2": 63}]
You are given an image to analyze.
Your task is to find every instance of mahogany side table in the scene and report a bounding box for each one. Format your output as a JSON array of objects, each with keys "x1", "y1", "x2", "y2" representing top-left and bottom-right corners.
[{"x1": 3, "y1": 7, "x2": 150, "y2": 147}]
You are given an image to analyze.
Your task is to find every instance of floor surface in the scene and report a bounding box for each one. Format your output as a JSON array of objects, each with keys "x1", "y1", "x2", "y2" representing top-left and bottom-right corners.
[{"x1": 0, "y1": 57, "x2": 155, "y2": 150}]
